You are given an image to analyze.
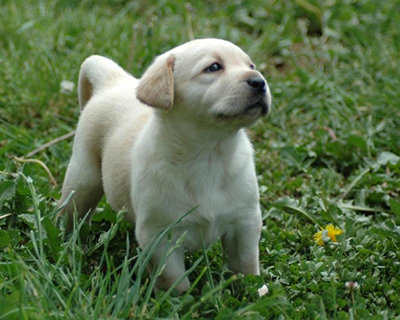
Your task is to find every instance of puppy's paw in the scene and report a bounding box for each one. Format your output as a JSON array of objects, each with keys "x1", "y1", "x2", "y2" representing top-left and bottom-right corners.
[{"x1": 155, "y1": 275, "x2": 190, "y2": 295}]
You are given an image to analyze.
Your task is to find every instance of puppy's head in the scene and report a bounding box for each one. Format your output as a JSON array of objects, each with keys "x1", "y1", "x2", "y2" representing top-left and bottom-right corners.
[{"x1": 137, "y1": 39, "x2": 271, "y2": 127}]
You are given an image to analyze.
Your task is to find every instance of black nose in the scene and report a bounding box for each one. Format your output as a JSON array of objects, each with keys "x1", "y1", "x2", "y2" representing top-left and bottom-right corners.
[{"x1": 246, "y1": 76, "x2": 266, "y2": 92}]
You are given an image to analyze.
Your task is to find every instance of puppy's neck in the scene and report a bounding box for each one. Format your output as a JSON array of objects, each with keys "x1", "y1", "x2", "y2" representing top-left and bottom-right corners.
[{"x1": 152, "y1": 110, "x2": 244, "y2": 163}]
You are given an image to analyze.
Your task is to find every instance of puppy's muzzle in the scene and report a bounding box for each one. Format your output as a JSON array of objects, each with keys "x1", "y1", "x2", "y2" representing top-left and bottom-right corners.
[
  {"x1": 246, "y1": 76, "x2": 266, "y2": 94},
  {"x1": 246, "y1": 75, "x2": 269, "y2": 116}
]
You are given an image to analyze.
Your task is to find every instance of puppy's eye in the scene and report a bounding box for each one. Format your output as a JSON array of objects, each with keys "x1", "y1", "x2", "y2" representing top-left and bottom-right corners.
[
  {"x1": 250, "y1": 64, "x2": 255, "y2": 70},
  {"x1": 204, "y1": 63, "x2": 223, "y2": 73}
]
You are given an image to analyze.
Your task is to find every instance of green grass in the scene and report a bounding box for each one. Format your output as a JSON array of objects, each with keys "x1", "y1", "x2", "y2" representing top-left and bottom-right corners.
[{"x1": 1, "y1": 0, "x2": 400, "y2": 318}]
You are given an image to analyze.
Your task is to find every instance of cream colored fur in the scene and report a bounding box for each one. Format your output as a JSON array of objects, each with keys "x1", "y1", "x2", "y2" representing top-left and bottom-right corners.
[{"x1": 60, "y1": 38, "x2": 271, "y2": 293}]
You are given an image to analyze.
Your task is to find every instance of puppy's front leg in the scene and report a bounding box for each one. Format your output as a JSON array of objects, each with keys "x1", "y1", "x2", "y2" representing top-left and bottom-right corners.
[
  {"x1": 153, "y1": 246, "x2": 190, "y2": 294},
  {"x1": 222, "y1": 216, "x2": 262, "y2": 275},
  {"x1": 136, "y1": 227, "x2": 190, "y2": 294}
]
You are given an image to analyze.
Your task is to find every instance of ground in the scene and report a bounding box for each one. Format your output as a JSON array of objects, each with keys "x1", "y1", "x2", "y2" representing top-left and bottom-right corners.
[{"x1": 0, "y1": 0, "x2": 399, "y2": 319}]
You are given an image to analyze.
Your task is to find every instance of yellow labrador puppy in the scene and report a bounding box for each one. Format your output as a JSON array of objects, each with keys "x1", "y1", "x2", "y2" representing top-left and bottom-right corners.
[{"x1": 60, "y1": 38, "x2": 271, "y2": 293}]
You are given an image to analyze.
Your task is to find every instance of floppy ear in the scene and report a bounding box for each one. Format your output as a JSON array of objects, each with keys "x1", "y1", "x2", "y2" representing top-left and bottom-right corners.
[{"x1": 136, "y1": 55, "x2": 175, "y2": 110}]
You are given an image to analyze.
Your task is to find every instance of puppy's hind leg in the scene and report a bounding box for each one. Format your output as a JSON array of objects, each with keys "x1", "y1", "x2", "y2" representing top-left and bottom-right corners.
[{"x1": 60, "y1": 148, "x2": 104, "y2": 232}]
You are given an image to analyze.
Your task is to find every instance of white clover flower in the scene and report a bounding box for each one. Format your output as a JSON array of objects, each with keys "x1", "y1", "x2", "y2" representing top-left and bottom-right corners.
[
  {"x1": 345, "y1": 281, "x2": 360, "y2": 290},
  {"x1": 60, "y1": 80, "x2": 75, "y2": 94},
  {"x1": 258, "y1": 284, "x2": 269, "y2": 297}
]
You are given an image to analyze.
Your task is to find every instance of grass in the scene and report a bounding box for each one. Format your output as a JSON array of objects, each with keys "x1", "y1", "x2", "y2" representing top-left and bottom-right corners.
[{"x1": 1, "y1": 0, "x2": 400, "y2": 318}]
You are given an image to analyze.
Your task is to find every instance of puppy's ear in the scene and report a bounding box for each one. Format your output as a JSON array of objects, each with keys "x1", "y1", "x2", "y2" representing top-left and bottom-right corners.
[{"x1": 136, "y1": 55, "x2": 175, "y2": 110}]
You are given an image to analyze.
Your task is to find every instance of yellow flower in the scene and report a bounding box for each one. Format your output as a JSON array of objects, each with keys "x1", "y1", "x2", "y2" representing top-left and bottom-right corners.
[{"x1": 313, "y1": 224, "x2": 343, "y2": 246}]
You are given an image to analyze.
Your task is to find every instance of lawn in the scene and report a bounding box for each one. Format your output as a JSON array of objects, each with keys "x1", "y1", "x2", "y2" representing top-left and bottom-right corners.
[{"x1": 1, "y1": 0, "x2": 400, "y2": 319}]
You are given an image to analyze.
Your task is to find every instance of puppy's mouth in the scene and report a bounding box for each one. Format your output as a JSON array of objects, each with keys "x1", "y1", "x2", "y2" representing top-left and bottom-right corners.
[
  {"x1": 244, "y1": 98, "x2": 269, "y2": 116},
  {"x1": 216, "y1": 96, "x2": 269, "y2": 120}
]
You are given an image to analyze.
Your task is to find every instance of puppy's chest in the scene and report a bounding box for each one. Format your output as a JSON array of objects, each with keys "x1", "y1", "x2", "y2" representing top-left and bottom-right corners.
[
  {"x1": 173, "y1": 160, "x2": 249, "y2": 245},
  {"x1": 179, "y1": 158, "x2": 236, "y2": 205}
]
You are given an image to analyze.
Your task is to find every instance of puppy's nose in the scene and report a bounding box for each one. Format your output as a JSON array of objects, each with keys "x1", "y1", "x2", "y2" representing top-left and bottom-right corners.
[{"x1": 246, "y1": 76, "x2": 266, "y2": 92}]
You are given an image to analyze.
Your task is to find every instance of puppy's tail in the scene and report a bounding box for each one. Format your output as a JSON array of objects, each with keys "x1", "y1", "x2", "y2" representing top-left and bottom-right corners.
[{"x1": 78, "y1": 55, "x2": 127, "y2": 109}]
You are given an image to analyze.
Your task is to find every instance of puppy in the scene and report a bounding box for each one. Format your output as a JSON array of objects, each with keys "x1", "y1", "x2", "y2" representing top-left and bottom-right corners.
[{"x1": 60, "y1": 38, "x2": 271, "y2": 293}]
